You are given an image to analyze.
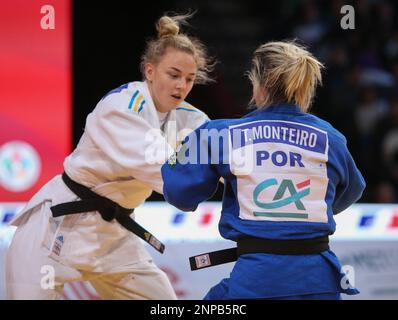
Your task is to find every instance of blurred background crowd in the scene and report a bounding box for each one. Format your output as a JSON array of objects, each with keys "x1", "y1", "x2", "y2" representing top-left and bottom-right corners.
[{"x1": 74, "y1": 0, "x2": 398, "y2": 203}]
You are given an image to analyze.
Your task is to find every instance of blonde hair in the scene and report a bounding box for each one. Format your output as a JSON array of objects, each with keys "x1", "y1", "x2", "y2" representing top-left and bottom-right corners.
[
  {"x1": 248, "y1": 41, "x2": 324, "y2": 112},
  {"x1": 140, "y1": 12, "x2": 215, "y2": 84}
]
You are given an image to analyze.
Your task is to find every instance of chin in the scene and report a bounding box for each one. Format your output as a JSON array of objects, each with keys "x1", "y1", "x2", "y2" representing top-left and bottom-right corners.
[{"x1": 169, "y1": 103, "x2": 180, "y2": 111}]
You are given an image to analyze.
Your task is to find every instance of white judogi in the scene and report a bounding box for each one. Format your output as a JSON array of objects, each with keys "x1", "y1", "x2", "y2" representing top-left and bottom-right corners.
[{"x1": 6, "y1": 81, "x2": 208, "y2": 299}]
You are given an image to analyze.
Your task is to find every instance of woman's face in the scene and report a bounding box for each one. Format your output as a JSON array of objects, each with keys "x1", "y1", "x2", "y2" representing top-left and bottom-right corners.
[{"x1": 145, "y1": 47, "x2": 197, "y2": 112}]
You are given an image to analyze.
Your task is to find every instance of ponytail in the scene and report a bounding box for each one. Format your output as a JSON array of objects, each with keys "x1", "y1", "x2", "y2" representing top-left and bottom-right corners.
[{"x1": 248, "y1": 41, "x2": 324, "y2": 112}]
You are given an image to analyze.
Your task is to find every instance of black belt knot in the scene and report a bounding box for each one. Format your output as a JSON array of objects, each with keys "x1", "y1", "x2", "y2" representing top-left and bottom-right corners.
[{"x1": 98, "y1": 199, "x2": 127, "y2": 222}]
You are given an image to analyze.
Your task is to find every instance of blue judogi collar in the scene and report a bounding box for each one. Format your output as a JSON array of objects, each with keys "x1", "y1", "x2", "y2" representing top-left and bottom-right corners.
[{"x1": 244, "y1": 103, "x2": 303, "y2": 118}]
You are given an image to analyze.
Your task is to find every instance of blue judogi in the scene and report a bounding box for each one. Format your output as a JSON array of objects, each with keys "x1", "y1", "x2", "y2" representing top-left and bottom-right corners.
[{"x1": 162, "y1": 104, "x2": 365, "y2": 299}]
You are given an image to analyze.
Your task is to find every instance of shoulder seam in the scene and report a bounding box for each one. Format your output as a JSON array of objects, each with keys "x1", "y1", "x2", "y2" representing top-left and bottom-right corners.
[{"x1": 176, "y1": 101, "x2": 200, "y2": 113}]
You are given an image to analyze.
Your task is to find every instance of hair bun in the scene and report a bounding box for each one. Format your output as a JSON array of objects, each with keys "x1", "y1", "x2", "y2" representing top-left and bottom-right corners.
[{"x1": 157, "y1": 16, "x2": 179, "y2": 38}]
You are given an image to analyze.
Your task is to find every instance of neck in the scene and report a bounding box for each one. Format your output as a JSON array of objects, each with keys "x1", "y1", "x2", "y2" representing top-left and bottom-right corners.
[{"x1": 146, "y1": 80, "x2": 161, "y2": 112}]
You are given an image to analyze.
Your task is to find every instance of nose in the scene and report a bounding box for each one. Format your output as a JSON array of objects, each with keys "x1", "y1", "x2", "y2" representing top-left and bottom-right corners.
[{"x1": 176, "y1": 78, "x2": 187, "y2": 91}]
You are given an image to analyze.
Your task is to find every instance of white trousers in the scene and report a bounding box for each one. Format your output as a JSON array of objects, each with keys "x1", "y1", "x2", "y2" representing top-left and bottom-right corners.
[{"x1": 6, "y1": 202, "x2": 177, "y2": 300}]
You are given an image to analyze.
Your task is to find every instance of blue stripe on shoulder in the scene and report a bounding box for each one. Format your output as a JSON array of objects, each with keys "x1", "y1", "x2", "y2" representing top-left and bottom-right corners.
[
  {"x1": 138, "y1": 100, "x2": 145, "y2": 113},
  {"x1": 176, "y1": 107, "x2": 198, "y2": 112},
  {"x1": 101, "y1": 83, "x2": 129, "y2": 101},
  {"x1": 128, "y1": 90, "x2": 139, "y2": 110}
]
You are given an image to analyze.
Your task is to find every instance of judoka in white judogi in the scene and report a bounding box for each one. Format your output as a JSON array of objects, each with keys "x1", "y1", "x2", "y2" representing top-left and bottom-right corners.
[{"x1": 6, "y1": 81, "x2": 208, "y2": 299}]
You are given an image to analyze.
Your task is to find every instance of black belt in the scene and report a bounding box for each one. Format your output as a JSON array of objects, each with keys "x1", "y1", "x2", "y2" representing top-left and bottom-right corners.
[
  {"x1": 50, "y1": 173, "x2": 165, "y2": 253},
  {"x1": 189, "y1": 235, "x2": 329, "y2": 270}
]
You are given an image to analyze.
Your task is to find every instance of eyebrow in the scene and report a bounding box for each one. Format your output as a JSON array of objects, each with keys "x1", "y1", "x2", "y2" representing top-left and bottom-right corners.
[{"x1": 170, "y1": 67, "x2": 196, "y2": 76}]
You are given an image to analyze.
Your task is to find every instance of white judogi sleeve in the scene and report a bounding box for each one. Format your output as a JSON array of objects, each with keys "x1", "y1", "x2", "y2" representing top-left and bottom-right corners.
[
  {"x1": 166, "y1": 101, "x2": 210, "y2": 149},
  {"x1": 85, "y1": 99, "x2": 173, "y2": 194},
  {"x1": 176, "y1": 102, "x2": 209, "y2": 131}
]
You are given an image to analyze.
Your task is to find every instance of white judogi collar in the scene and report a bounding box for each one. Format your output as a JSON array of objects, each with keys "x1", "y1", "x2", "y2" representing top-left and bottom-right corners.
[{"x1": 133, "y1": 81, "x2": 178, "y2": 149}]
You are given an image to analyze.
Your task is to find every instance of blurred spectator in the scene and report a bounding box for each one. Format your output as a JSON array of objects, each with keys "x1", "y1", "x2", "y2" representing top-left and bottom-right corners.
[
  {"x1": 385, "y1": 32, "x2": 398, "y2": 61},
  {"x1": 293, "y1": 1, "x2": 327, "y2": 45},
  {"x1": 373, "y1": 96, "x2": 398, "y2": 201},
  {"x1": 355, "y1": 87, "x2": 389, "y2": 139},
  {"x1": 374, "y1": 181, "x2": 397, "y2": 203}
]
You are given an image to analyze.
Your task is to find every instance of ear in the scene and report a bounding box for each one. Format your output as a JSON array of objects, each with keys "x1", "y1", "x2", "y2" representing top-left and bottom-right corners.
[
  {"x1": 144, "y1": 63, "x2": 154, "y2": 82},
  {"x1": 254, "y1": 84, "x2": 268, "y2": 105},
  {"x1": 260, "y1": 87, "x2": 268, "y2": 101}
]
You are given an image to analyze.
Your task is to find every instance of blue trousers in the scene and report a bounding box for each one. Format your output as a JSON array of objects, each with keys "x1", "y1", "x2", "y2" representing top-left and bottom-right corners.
[{"x1": 203, "y1": 279, "x2": 341, "y2": 300}]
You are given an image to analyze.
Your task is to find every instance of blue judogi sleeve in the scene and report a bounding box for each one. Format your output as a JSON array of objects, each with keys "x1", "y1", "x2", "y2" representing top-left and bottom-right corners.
[
  {"x1": 331, "y1": 138, "x2": 366, "y2": 214},
  {"x1": 161, "y1": 123, "x2": 220, "y2": 212}
]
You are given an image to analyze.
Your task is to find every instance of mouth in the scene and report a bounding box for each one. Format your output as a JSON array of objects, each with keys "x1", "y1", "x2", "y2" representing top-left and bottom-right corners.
[{"x1": 171, "y1": 94, "x2": 182, "y2": 101}]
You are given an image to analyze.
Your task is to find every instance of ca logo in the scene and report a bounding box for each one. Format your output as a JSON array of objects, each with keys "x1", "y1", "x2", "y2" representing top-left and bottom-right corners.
[{"x1": 252, "y1": 178, "x2": 310, "y2": 219}]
